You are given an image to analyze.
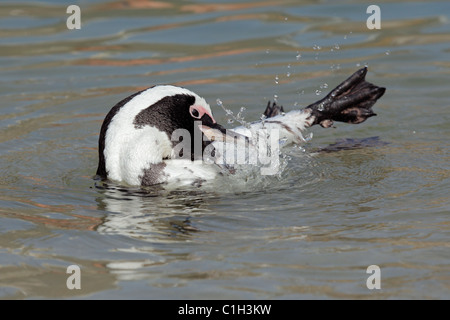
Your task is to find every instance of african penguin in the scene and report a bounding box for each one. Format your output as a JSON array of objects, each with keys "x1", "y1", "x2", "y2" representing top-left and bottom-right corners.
[{"x1": 96, "y1": 67, "x2": 385, "y2": 187}]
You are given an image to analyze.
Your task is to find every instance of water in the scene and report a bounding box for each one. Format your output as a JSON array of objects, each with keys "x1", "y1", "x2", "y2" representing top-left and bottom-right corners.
[{"x1": 1, "y1": 0, "x2": 449, "y2": 299}]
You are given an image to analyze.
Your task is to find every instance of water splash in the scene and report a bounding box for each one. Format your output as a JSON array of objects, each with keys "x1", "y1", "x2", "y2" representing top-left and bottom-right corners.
[
  {"x1": 216, "y1": 98, "x2": 249, "y2": 129},
  {"x1": 236, "y1": 106, "x2": 246, "y2": 121},
  {"x1": 213, "y1": 99, "x2": 317, "y2": 186},
  {"x1": 260, "y1": 113, "x2": 267, "y2": 125},
  {"x1": 303, "y1": 132, "x2": 313, "y2": 142}
]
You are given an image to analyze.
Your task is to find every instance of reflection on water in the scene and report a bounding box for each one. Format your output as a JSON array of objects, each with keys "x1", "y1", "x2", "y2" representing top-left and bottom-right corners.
[
  {"x1": 1, "y1": 0, "x2": 449, "y2": 299},
  {"x1": 95, "y1": 182, "x2": 209, "y2": 241}
]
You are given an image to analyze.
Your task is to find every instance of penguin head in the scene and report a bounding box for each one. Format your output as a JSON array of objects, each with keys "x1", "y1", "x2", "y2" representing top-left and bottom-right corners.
[
  {"x1": 96, "y1": 85, "x2": 227, "y2": 184},
  {"x1": 132, "y1": 87, "x2": 220, "y2": 141}
]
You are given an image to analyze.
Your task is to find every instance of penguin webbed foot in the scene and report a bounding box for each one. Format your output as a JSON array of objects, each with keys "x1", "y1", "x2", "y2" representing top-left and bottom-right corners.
[
  {"x1": 263, "y1": 101, "x2": 285, "y2": 118},
  {"x1": 305, "y1": 67, "x2": 385, "y2": 128}
]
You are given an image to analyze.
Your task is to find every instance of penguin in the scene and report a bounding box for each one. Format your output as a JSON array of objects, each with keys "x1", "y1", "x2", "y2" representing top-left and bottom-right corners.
[{"x1": 96, "y1": 67, "x2": 385, "y2": 187}]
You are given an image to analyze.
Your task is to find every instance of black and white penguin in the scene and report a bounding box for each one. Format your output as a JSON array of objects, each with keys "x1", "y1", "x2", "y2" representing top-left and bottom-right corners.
[{"x1": 96, "y1": 67, "x2": 385, "y2": 187}]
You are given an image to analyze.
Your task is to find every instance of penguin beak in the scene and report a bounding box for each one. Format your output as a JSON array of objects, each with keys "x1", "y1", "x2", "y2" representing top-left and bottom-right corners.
[
  {"x1": 198, "y1": 122, "x2": 227, "y2": 141},
  {"x1": 198, "y1": 122, "x2": 249, "y2": 145}
]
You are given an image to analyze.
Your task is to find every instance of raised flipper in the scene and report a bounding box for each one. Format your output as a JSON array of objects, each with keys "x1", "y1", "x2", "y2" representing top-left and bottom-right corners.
[{"x1": 304, "y1": 67, "x2": 385, "y2": 128}]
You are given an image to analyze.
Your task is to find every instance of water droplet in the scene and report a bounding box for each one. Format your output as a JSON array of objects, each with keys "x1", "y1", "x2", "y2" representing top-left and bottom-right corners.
[
  {"x1": 286, "y1": 72, "x2": 291, "y2": 77},
  {"x1": 356, "y1": 63, "x2": 361, "y2": 67},
  {"x1": 330, "y1": 64, "x2": 341, "y2": 70},
  {"x1": 274, "y1": 75, "x2": 279, "y2": 84},
  {"x1": 315, "y1": 90, "x2": 321, "y2": 96},
  {"x1": 240, "y1": 106, "x2": 246, "y2": 113},
  {"x1": 216, "y1": 99, "x2": 223, "y2": 106},
  {"x1": 385, "y1": 50, "x2": 390, "y2": 55},
  {"x1": 284, "y1": 17, "x2": 288, "y2": 21},
  {"x1": 273, "y1": 94, "x2": 278, "y2": 102},
  {"x1": 265, "y1": 49, "x2": 270, "y2": 54},
  {"x1": 279, "y1": 137, "x2": 288, "y2": 146},
  {"x1": 331, "y1": 44, "x2": 340, "y2": 52},
  {"x1": 313, "y1": 45, "x2": 321, "y2": 50},
  {"x1": 227, "y1": 118, "x2": 234, "y2": 124},
  {"x1": 296, "y1": 52, "x2": 301, "y2": 60},
  {"x1": 320, "y1": 83, "x2": 328, "y2": 89},
  {"x1": 304, "y1": 132, "x2": 313, "y2": 142},
  {"x1": 260, "y1": 114, "x2": 267, "y2": 126}
]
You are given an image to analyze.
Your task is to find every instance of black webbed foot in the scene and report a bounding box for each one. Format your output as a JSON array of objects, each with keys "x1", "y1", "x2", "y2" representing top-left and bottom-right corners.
[
  {"x1": 263, "y1": 101, "x2": 285, "y2": 118},
  {"x1": 305, "y1": 67, "x2": 385, "y2": 128}
]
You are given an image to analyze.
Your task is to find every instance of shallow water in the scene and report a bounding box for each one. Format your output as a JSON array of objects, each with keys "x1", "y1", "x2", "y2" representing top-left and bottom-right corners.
[{"x1": 1, "y1": 0, "x2": 449, "y2": 299}]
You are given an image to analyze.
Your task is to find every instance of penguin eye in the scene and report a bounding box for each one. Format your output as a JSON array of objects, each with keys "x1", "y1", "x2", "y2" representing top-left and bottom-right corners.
[{"x1": 190, "y1": 108, "x2": 200, "y2": 119}]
